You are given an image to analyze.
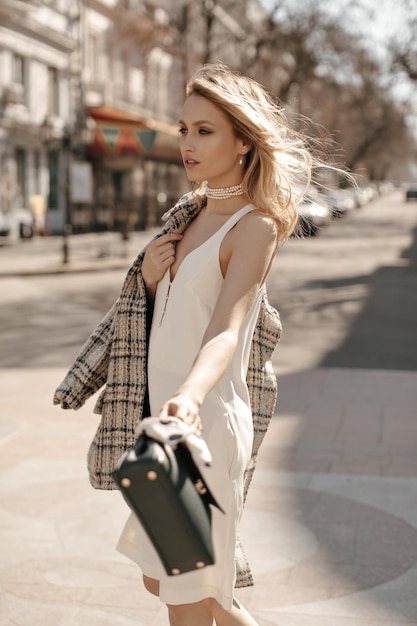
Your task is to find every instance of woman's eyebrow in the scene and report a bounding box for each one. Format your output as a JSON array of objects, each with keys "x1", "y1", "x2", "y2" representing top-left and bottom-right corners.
[{"x1": 178, "y1": 119, "x2": 216, "y2": 126}]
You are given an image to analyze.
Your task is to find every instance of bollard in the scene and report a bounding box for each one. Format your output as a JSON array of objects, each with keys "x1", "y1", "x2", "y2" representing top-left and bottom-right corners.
[{"x1": 62, "y1": 224, "x2": 72, "y2": 264}]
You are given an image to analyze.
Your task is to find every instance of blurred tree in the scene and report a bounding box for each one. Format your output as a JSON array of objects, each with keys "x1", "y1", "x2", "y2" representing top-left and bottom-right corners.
[
  {"x1": 390, "y1": 0, "x2": 417, "y2": 82},
  {"x1": 167, "y1": 0, "x2": 417, "y2": 181},
  {"x1": 245, "y1": 0, "x2": 417, "y2": 180}
]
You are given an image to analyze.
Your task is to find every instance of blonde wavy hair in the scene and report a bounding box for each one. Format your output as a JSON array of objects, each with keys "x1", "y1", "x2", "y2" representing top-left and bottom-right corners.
[{"x1": 185, "y1": 64, "x2": 313, "y2": 243}]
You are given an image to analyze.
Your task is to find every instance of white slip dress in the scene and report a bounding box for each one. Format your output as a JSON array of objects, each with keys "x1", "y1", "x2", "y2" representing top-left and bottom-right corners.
[{"x1": 116, "y1": 204, "x2": 265, "y2": 611}]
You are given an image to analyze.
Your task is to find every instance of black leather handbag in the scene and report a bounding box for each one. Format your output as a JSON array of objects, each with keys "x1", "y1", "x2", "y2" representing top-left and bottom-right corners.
[{"x1": 112, "y1": 432, "x2": 222, "y2": 576}]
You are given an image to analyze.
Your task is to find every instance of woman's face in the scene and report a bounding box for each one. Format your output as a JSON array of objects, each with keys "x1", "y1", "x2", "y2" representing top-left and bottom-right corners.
[{"x1": 179, "y1": 94, "x2": 248, "y2": 188}]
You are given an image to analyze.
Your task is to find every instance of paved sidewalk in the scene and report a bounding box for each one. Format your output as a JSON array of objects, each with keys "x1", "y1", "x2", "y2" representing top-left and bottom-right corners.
[
  {"x1": 1, "y1": 366, "x2": 417, "y2": 626},
  {"x1": 0, "y1": 229, "x2": 159, "y2": 277},
  {"x1": 1, "y1": 196, "x2": 417, "y2": 624}
]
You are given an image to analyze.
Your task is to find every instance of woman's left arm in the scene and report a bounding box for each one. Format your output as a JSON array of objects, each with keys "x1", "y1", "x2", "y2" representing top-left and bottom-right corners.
[{"x1": 159, "y1": 213, "x2": 278, "y2": 426}]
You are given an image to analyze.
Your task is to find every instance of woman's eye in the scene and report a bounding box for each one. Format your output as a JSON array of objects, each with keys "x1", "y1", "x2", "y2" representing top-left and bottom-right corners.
[{"x1": 178, "y1": 127, "x2": 210, "y2": 135}]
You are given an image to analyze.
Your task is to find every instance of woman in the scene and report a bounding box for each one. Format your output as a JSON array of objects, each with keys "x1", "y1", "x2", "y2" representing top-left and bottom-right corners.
[{"x1": 54, "y1": 64, "x2": 312, "y2": 625}]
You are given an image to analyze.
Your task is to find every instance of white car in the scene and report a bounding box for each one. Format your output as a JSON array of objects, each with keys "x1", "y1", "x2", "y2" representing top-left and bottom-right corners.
[
  {"x1": 0, "y1": 207, "x2": 34, "y2": 239},
  {"x1": 296, "y1": 191, "x2": 333, "y2": 236}
]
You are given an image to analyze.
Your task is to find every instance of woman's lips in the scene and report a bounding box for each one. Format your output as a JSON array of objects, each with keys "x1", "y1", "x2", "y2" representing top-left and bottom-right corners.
[{"x1": 183, "y1": 159, "x2": 200, "y2": 169}]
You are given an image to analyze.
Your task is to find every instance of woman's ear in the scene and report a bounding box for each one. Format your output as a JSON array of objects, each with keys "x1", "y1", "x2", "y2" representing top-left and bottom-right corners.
[
  {"x1": 241, "y1": 141, "x2": 252, "y2": 156},
  {"x1": 236, "y1": 135, "x2": 252, "y2": 156}
]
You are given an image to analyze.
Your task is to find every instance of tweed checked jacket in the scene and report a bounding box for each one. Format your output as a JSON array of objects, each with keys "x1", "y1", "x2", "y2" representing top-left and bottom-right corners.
[{"x1": 54, "y1": 191, "x2": 282, "y2": 587}]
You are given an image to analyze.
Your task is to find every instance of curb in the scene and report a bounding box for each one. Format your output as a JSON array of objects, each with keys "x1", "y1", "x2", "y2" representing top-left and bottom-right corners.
[{"x1": 0, "y1": 258, "x2": 134, "y2": 278}]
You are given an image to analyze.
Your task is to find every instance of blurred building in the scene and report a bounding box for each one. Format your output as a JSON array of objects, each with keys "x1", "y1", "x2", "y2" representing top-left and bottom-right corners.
[
  {"x1": 0, "y1": 0, "x2": 75, "y2": 233},
  {"x1": 0, "y1": 0, "x2": 262, "y2": 235},
  {"x1": 0, "y1": 0, "x2": 187, "y2": 234}
]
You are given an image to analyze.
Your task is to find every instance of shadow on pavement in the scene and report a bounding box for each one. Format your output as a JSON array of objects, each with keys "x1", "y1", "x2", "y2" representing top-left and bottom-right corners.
[
  {"x1": 319, "y1": 224, "x2": 417, "y2": 371},
  {"x1": 265, "y1": 366, "x2": 417, "y2": 619},
  {"x1": 0, "y1": 282, "x2": 119, "y2": 368},
  {"x1": 267, "y1": 220, "x2": 417, "y2": 617}
]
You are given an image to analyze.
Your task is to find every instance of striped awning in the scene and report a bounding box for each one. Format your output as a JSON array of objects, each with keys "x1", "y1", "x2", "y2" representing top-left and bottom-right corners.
[{"x1": 87, "y1": 106, "x2": 181, "y2": 162}]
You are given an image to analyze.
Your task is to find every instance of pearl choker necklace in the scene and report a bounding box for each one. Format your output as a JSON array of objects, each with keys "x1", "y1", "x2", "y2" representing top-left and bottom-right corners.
[{"x1": 205, "y1": 183, "x2": 244, "y2": 200}]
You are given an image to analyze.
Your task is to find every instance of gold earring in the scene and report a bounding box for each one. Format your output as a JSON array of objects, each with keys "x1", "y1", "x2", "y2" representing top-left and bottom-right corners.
[{"x1": 239, "y1": 155, "x2": 243, "y2": 165}]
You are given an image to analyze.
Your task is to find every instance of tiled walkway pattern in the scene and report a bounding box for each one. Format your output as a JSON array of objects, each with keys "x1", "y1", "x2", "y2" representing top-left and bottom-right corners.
[{"x1": 1, "y1": 367, "x2": 417, "y2": 625}]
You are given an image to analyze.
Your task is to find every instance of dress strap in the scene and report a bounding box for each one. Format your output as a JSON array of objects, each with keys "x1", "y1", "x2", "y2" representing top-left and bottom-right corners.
[{"x1": 214, "y1": 204, "x2": 255, "y2": 242}]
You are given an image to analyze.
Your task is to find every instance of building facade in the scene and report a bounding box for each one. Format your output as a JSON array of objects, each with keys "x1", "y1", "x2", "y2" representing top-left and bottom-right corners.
[
  {"x1": 80, "y1": 0, "x2": 187, "y2": 232},
  {"x1": 0, "y1": 0, "x2": 76, "y2": 234},
  {"x1": 0, "y1": 0, "x2": 263, "y2": 236}
]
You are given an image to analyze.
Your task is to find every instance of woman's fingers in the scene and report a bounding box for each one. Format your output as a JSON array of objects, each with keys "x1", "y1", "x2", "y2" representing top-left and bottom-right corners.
[
  {"x1": 159, "y1": 393, "x2": 202, "y2": 431},
  {"x1": 143, "y1": 233, "x2": 182, "y2": 284},
  {"x1": 155, "y1": 242, "x2": 176, "y2": 265},
  {"x1": 151, "y1": 233, "x2": 183, "y2": 256}
]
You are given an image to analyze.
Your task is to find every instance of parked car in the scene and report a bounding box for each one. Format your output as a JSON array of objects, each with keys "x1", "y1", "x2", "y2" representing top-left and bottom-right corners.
[
  {"x1": 322, "y1": 188, "x2": 356, "y2": 218},
  {"x1": 377, "y1": 181, "x2": 394, "y2": 195},
  {"x1": 352, "y1": 184, "x2": 375, "y2": 207},
  {"x1": 0, "y1": 207, "x2": 34, "y2": 239},
  {"x1": 405, "y1": 185, "x2": 417, "y2": 201},
  {"x1": 296, "y1": 190, "x2": 332, "y2": 236}
]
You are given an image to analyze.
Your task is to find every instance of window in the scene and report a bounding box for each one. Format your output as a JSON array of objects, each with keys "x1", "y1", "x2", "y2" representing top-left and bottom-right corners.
[
  {"x1": 34, "y1": 150, "x2": 41, "y2": 194},
  {"x1": 47, "y1": 150, "x2": 59, "y2": 209},
  {"x1": 123, "y1": 50, "x2": 130, "y2": 101},
  {"x1": 48, "y1": 67, "x2": 59, "y2": 116},
  {"x1": 147, "y1": 48, "x2": 172, "y2": 118},
  {"x1": 12, "y1": 53, "x2": 26, "y2": 105},
  {"x1": 13, "y1": 54, "x2": 25, "y2": 84},
  {"x1": 15, "y1": 148, "x2": 26, "y2": 207},
  {"x1": 114, "y1": 50, "x2": 123, "y2": 95},
  {"x1": 89, "y1": 33, "x2": 99, "y2": 82}
]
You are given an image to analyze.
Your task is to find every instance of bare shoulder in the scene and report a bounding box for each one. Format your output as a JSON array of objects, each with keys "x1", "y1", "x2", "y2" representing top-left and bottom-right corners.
[
  {"x1": 220, "y1": 209, "x2": 278, "y2": 281},
  {"x1": 234, "y1": 209, "x2": 278, "y2": 248},
  {"x1": 244, "y1": 210, "x2": 277, "y2": 234}
]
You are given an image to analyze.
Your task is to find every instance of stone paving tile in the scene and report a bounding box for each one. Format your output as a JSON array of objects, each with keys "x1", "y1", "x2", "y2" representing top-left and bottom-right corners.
[
  {"x1": 383, "y1": 460, "x2": 417, "y2": 476},
  {"x1": 266, "y1": 367, "x2": 417, "y2": 478},
  {"x1": 254, "y1": 614, "x2": 417, "y2": 625},
  {"x1": 2, "y1": 367, "x2": 417, "y2": 625},
  {"x1": 0, "y1": 230, "x2": 159, "y2": 278}
]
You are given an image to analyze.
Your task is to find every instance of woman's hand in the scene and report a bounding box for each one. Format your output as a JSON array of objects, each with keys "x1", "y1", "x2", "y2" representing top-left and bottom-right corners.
[
  {"x1": 159, "y1": 392, "x2": 202, "y2": 434},
  {"x1": 142, "y1": 233, "x2": 182, "y2": 296}
]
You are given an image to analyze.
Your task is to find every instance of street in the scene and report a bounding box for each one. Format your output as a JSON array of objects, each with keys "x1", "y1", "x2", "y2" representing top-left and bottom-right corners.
[
  {"x1": 2, "y1": 0, "x2": 417, "y2": 623},
  {"x1": 1, "y1": 189, "x2": 417, "y2": 626},
  {"x1": 268, "y1": 187, "x2": 417, "y2": 373},
  {"x1": 1, "y1": 188, "x2": 416, "y2": 372}
]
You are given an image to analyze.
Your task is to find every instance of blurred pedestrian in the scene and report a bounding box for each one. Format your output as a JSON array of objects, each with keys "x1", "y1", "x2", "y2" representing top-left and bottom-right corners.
[{"x1": 54, "y1": 64, "x2": 313, "y2": 625}]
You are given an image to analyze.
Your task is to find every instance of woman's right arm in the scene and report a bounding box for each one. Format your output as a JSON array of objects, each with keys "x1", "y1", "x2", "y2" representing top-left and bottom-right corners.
[{"x1": 141, "y1": 233, "x2": 182, "y2": 301}]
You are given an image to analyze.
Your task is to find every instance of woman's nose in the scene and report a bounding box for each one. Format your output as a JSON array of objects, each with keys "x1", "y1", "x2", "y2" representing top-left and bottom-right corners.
[{"x1": 181, "y1": 134, "x2": 195, "y2": 151}]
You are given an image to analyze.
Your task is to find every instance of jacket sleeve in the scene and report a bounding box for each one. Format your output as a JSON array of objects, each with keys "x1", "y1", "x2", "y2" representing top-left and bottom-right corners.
[
  {"x1": 52, "y1": 208, "x2": 191, "y2": 413},
  {"x1": 53, "y1": 299, "x2": 119, "y2": 410}
]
